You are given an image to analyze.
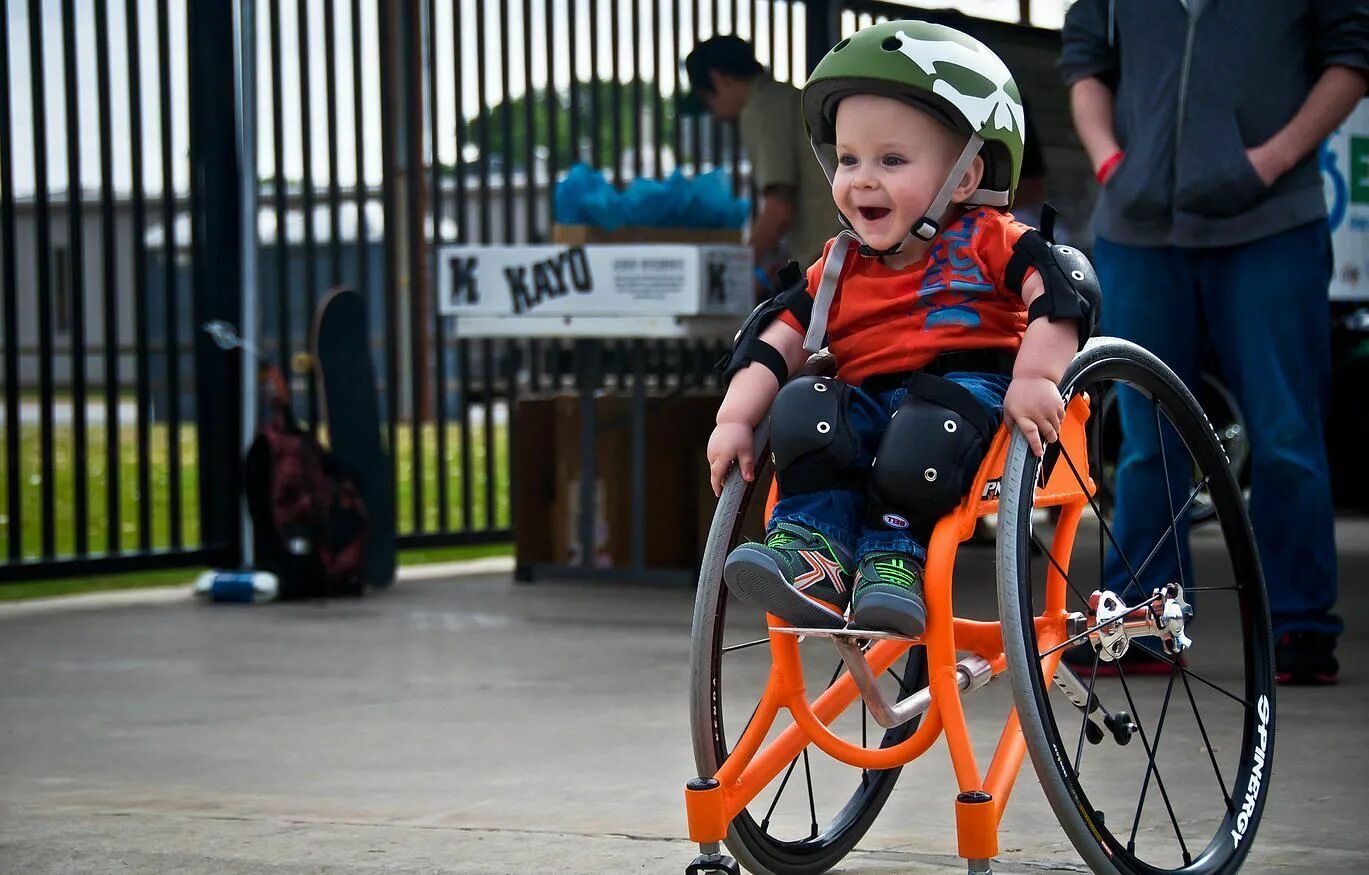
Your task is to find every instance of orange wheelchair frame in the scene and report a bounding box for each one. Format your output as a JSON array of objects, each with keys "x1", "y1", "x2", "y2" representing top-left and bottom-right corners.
[{"x1": 685, "y1": 392, "x2": 1094, "y2": 869}]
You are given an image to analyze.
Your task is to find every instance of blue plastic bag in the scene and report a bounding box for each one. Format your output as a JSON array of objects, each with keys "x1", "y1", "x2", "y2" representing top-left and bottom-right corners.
[{"x1": 554, "y1": 163, "x2": 749, "y2": 230}]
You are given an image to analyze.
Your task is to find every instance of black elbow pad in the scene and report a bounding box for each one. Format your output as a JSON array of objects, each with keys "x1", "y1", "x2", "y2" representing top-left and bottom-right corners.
[
  {"x1": 1005, "y1": 211, "x2": 1101, "y2": 350},
  {"x1": 716, "y1": 261, "x2": 813, "y2": 384}
]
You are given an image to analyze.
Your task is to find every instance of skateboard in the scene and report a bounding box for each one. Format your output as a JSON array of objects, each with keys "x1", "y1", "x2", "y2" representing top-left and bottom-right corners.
[{"x1": 313, "y1": 288, "x2": 397, "y2": 587}]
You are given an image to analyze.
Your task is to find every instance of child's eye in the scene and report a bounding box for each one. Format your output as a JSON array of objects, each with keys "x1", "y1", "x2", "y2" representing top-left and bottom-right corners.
[
  {"x1": 882, "y1": 155, "x2": 906, "y2": 167},
  {"x1": 837, "y1": 154, "x2": 857, "y2": 167}
]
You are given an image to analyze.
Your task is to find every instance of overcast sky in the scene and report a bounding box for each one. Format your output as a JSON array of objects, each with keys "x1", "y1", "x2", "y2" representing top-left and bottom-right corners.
[{"x1": 3, "y1": 0, "x2": 1070, "y2": 197}]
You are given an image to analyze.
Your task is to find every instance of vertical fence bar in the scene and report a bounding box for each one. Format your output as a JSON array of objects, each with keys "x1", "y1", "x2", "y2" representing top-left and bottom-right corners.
[
  {"x1": 0, "y1": 0, "x2": 19, "y2": 561},
  {"x1": 671, "y1": 0, "x2": 681, "y2": 162},
  {"x1": 236, "y1": 0, "x2": 259, "y2": 566},
  {"x1": 476, "y1": 0, "x2": 491, "y2": 242},
  {"x1": 568, "y1": 0, "x2": 580, "y2": 165},
  {"x1": 430, "y1": 0, "x2": 448, "y2": 532},
  {"x1": 95, "y1": 0, "x2": 120, "y2": 554},
  {"x1": 324, "y1": 0, "x2": 342, "y2": 286},
  {"x1": 296, "y1": 0, "x2": 319, "y2": 427},
  {"x1": 188, "y1": 0, "x2": 245, "y2": 567},
  {"x1": 544, "y1": 0, "x2": 557, "y2": 200},
  {"x1": 450, "y1": 0, "x2": 468, "y2": 531},
  {"x1": 452, "y1": 0, "x2": 467, "y2": 246},
  {"x1": 269, "y1": 0, "x2": 290, "y2": 375},
  {"x1": 522, "y1": 0, "x2": 536, "y2": 241},
  {"x1": 804, "y1": 0, "x2": 826, "y2": 74},
  {"x1": 61, "y1": 0, "x2": 90, "y2": 556},
  {"x1": 610, "y1": 0, "x2": 622, "y2": 184},
  {"x1": 589, "y1": 0, "x2": 600, "y2": 167},
  {"x1": 403, "y1": 0, "x2": 424, "y2": 533},
  {"x1": 481, "y1": 337, "x2": 495, "y2": 528},
  {"x1": 156, "y1": 0, "x2": 182, "y2": 549},
  {"x1": 768, "y1": 0, "x2": 776, "y2": 76},
  {"x1": 457, "y1": 338, "x2": 472, "y2": 527},
  {"x1": 351, "y1": 0, "x2": 369, "y2": 295},
  {"x1": 690, "y1": 0, "x2": 700, "y2": 171},
  {"x1": 427, "y1": 0, "x2": 442, "y2": 248},
  {"x1": 631, "y1": 0, "x2": 643, "y2": 180},
  {"x1": 378, "y1": 0, "x2": 400, "y2": 503},
  {"x1": 499, "y1": 0, "x2": 513, "y2": 241},
  {"x1": 125, "y1": 0, "x2": 152, "y2": 552},
  {"x1": 728, "y1": 0, "x2": 740, "y2": 195},
  {"x1": 708, "y1": 0, "x2": 722, "y2": 165},
  {"x1": 651, "y1": 0, "x2": 661, "y2": 177},
  {"x1": 28, "y1": 0, "x2": 56, "y2": 559}
]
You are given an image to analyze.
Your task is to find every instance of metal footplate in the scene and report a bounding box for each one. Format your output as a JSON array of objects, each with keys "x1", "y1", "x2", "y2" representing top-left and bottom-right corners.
[{"x1": 771, "y1": 627, "x2": 995, "y2": 730}]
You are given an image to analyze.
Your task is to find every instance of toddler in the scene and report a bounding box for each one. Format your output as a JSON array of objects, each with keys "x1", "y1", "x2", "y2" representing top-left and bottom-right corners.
[{"x1": 709, "y1": 20, "x2": 1098, "y2": 636}]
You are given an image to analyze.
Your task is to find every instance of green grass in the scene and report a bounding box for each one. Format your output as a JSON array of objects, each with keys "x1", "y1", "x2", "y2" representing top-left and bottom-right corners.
[
  {"x1": 0, "y1": 541, "x2": 514, "y2": 602},
  {"x1": 1, "y1": 418, "x2": 512, "y2": 594},
  {"x1": 0, "y1": 567, "x2": 206, "y2": 602}
]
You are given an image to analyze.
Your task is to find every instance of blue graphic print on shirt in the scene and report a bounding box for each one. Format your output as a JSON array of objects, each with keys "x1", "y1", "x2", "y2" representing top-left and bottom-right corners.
[{"x1": 918, "y1": 210, "x2": 993, "y2": 330}]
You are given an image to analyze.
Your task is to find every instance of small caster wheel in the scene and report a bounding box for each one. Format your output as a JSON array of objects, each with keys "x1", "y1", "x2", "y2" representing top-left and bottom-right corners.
[
  {"x1": 1084, "y1": 719, "x2": 1104, "y2": 745},
  {"x1": 1106, "y1": 710, "x2": 1136, "y2": 745},
  {"x1": 686, "y1": 852, "x2": 741, "y2": 874}
]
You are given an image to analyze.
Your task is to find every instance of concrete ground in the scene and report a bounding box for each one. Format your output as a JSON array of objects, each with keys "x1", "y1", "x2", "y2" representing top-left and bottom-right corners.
[{"x1": 1, "y1": 520, "x2": 1367, "y2": 874}]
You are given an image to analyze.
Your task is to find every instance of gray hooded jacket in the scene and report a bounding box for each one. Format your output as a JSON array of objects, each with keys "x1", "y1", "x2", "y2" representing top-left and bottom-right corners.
[{"x1": 1061, "y1": 0, "x2": 1369, "y2": 248}]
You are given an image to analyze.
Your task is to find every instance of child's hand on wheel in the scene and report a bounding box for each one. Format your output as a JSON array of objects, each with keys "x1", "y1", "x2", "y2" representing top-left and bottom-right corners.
[
  {"x1": 707, "y1": 421, "x2": 756, "y2": 497},
  {"x1": 1004, "y1": 375, "x2": 1065, "y2": 458}
]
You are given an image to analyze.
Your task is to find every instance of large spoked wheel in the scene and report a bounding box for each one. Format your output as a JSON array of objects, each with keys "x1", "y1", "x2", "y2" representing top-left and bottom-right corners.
[
  {"x1": 999, "y1": 339, "x2": 1275, "y2": 874},
  {"x1": 1095, "y1": 371, "x2": 1251, "y2": 526},
  {"x1": 689, "y1": 422, "x2": 928, "y2": 875}
]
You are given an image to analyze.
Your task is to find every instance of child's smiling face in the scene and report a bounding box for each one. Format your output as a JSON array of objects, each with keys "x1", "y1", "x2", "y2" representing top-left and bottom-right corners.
[{"x1": 831, "y1": 94, "x2": 979, "y2": 255}]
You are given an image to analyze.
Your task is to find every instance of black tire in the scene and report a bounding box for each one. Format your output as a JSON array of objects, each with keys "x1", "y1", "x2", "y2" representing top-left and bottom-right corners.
[
  {"x1": 689, "y1": 422, "x2": 927, "y2": 875},
  {"x1": 998, "y1": 339, "x2": 1275, "y2": 874}
]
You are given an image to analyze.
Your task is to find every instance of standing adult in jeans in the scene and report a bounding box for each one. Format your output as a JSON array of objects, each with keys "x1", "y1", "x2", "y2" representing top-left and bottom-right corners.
[
  {"x1": 1061, "y1": 0, "x2": 1368, "y2": 684},
  {"x1": 682, "y1": 35, "x2": 842, "y2": 279}
]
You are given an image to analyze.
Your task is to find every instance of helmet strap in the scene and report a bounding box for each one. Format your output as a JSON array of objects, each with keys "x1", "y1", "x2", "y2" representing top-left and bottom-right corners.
[
  {"x1": 910, "y1": 133, "x2": 984, "y2": 241},
  {"x1": 809, "y1": 133, "x2": 996, "y2": 254}
]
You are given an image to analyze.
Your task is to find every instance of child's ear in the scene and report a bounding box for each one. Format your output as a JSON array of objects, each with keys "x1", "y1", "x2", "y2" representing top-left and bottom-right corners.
[{"x1": 952, "y1": 154, "x2": 985, "y2": 202}]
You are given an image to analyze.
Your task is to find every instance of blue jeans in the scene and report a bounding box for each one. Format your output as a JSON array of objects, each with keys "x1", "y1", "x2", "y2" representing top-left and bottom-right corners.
[
  {"x1": 1094, "y1": 220, "x2": 1340, "y2": 637},
  {"x1": 769, "y1": 372, "x2": 1011, "y2": 563}
]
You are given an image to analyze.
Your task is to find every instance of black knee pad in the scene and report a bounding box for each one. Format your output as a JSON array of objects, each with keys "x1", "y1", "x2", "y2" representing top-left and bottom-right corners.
[
  {"x1": 867, "y1": 374, "x2": 998, "y2": 531},
  {"x1": 769, "y1": 376, "x2": 866, "y2": 495}
]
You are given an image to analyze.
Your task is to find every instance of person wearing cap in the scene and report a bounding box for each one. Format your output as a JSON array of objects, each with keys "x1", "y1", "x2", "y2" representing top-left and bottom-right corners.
[
  {"x1": 706, "y1": 21, "x2": 1097, "y2": 637},
  {"x1": 682, "y1": 35, "x2": 841, "y2": 274}
]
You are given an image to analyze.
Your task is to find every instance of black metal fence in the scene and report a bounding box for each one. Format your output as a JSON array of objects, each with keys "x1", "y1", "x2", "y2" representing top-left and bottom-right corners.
[
  {"x1": 1, "y1": 0, "x2": 1065, "y2": 582},
  {"x1": 0, "y1": 0, "x2": 808, "y2": 581}
]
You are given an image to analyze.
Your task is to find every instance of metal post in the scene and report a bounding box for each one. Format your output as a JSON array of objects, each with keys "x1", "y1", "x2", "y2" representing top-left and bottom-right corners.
[
  {"x1": 235, "y1": 0, "x2": 258, "y2": 565},
  {"x1": 805, "y1": 0, "x2": 835, "y2": 75},
  {"x1": 189, "y1": 0, "x2": 245, "y2": 568}
]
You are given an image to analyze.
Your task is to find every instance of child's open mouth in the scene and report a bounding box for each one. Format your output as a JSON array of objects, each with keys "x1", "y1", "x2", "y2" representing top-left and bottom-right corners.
[{"x1": 858, "y1": 207, "x2": 891, "y2": 221}]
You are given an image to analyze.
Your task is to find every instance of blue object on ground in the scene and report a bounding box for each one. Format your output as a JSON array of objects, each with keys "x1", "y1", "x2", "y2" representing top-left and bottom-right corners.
[{"x1": 193, "y1": 570, "x2": 280, "y2": 604}]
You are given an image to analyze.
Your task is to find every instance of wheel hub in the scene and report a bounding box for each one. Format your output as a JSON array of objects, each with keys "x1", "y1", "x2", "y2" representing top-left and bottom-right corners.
[{"x1": 1078, "y1": 582, "x2": 1193, "y2": 661}]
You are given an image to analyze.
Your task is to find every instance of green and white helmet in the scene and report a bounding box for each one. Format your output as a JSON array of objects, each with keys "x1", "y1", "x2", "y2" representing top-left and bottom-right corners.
[{"x1": 802, "y1": 20, "x2": 1026, "y2": 245}]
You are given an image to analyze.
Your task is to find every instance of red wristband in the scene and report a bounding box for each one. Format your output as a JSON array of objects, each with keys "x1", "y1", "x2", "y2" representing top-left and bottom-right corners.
[{"x1": 1095, "y1": 151, "x2": 1124, "y2": 184}]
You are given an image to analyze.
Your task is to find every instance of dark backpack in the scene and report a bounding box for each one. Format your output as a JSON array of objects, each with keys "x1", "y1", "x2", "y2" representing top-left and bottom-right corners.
[{"x1": 244, "y1": 368, "x2": 369, "y2": 599}]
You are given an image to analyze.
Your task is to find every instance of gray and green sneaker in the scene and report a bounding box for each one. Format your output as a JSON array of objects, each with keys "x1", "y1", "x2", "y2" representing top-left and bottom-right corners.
[
  {"x1": 849, "y1": 551, "x2": 927, "y2": 638},
  {"x1": 723, "y1": 522, "x2": 853, "y2": 628}
]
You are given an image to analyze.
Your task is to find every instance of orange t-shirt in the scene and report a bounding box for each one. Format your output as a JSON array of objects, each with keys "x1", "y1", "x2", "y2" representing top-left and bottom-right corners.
[{"x1": 779, "y1": 207, "x2": 1031, "y2": 387}]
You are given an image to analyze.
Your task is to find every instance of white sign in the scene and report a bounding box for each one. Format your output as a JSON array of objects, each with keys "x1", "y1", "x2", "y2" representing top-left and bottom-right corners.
[
  {"x1": 1325, "y1": 100, "x2": 1369, "y2": 302},
  {"x1": 436, "y1": 243, "x2": 754, "y2": 336}
]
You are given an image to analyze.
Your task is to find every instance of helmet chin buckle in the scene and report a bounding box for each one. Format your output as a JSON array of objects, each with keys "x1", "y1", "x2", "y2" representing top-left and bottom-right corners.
[{"x1": 912, "y1": 217, "x2": 940, "y2": 241}]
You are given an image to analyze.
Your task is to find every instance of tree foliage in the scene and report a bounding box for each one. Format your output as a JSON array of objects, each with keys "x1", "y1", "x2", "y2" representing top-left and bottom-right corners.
[{"x1": 463, "y1": 79, "x2": 683, "y2": 172}]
